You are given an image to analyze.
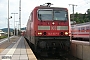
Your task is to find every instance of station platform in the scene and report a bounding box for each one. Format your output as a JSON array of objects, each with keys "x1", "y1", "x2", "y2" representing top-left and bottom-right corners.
[
  {"x1": 0, "y1": 36, "x2": 37, "y2": 60},
  {"x1": 71, "y1": 40, "x2": 90, "y2": 60}
]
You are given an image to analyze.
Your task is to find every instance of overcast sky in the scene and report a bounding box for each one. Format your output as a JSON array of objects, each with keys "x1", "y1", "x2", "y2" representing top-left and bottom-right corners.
[{"x1": 0, "y1": 0, "x2": 90, "y2": 29}]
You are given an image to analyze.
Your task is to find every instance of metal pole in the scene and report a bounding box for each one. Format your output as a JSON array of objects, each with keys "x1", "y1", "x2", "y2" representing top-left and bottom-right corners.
[
  {"x1": 69, "y1": 4, "x2": 77, "y2": 42},
  {"x1": 69, "y1": 4, "x2": 77, "y2": 24},
  {"x1": 15, "y1": 21, "x2": 19, "y2": 36},
  {"x1": 12, "y1": 14, "x2": 15, "y2": 36},
  {"x1": 8, "y1": 0, "x2": 10, "y2": 42},
  {"x1": 72, "y1": 5, "x2": 74, "y2": 23},
  {"x1": 17, "y1": 24, "x2": 18, "y2": 36}
]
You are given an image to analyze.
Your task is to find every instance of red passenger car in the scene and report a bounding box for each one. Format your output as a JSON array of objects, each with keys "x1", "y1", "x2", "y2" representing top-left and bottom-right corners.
[{"x1": 25, "y1": 3, "x2": 70, "y2": 56}]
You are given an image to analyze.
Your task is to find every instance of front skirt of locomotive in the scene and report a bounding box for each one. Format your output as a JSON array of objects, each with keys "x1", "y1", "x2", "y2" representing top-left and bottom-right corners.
[{"x1": 35, "y1": 36, "x2": 70, "y2": 56}]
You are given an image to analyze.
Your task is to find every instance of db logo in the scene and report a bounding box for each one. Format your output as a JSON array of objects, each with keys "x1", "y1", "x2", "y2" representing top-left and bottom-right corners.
[{"x1": 51, "y1": 26, "x2": 57, "y2": 30}]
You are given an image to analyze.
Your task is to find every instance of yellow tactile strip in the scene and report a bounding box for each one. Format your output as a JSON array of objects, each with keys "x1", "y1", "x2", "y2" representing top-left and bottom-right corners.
[
  {"x1": 0, "y1": 36, "x2": 20, "y2": 53},
  {"x1": 24, "y1": 38, "x2": 37, "y2": 60}
]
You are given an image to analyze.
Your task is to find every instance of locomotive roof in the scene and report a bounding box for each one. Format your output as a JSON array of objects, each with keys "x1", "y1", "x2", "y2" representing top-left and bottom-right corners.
[{"x1": 34, "y1": 6, "x2": 68, "y2": 10}]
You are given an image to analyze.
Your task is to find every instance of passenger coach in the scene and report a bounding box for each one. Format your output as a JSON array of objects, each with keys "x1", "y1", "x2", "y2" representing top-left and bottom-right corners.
[{"x1": 71, "y1": 22, "x2": 90, "y2": 40}]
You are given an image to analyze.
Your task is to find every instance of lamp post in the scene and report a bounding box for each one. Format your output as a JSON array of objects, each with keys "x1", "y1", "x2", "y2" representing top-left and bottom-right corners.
[{"x1": 11, "y1": 13, "x2": 18, "y2": 36}]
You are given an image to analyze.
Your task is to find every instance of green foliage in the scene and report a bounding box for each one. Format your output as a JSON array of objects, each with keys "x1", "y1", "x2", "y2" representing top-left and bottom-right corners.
[
  {"x1": 73, "y1": 9, "x2": 90, "y2": 24},
  {"x1": 0, "y1": 36, "x2": 7, "y2": 39},
  {"x1": 87, "y1": 9, "x2": 90, "y2": 20}
]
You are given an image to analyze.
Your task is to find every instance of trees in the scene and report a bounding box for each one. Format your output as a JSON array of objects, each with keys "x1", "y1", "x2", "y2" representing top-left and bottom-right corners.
[
  {"x1": 74, "y1": 12, "x2": 80, "y2": 23},
  {"x1": 74, "y1": 12, "x2": 84, "y2": 23},
  {"x1": 71, "y1": 9, "x2": 90, "y2": 24},
  {"x1": 87, "y1": 9, "x2": 90, "y2": 21}
]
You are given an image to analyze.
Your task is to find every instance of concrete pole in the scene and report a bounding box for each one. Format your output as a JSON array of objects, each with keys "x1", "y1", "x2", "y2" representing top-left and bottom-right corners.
[
  {"x1": 19, "y1": 0, "x2": 21, "y2": 31},
  {"x1": 8, "y1": 0, "x2": 10, "y2": 42}
]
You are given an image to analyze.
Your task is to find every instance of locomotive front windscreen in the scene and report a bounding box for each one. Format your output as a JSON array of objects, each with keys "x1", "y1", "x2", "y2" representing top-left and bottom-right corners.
[{"x1": 38, "y1": 9, "x2": 68, "y2": 21}]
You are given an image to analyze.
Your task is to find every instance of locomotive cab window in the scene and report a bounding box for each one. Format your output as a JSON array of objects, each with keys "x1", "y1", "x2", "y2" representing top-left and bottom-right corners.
[
  {"x1": 38, "y1": 10, "x2": 53, "y2": 20},
  {"x1": 54, "y1": 10, "x2": 68, "y2": 21},
  {"x1": 38, "y1": 9, "x2": 68, "y2": 21}
]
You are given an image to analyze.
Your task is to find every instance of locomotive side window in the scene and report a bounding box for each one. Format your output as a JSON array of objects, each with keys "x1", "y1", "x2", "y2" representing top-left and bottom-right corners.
[
  {"x1": 54, "y1": 10, "x2": 68, "y2": 21},
  {"x1": 29, "y1": 12, "x2": 33, "y2": 22},
  {"x1": 31, "y1": 12, "x2": 33, "y2": 22},
  {"x1": 29, "y1": 15, "x2": 31, "y2": 21},
  {"x1": 38, "y1": 10, "x2": 53, "y2": 20}
]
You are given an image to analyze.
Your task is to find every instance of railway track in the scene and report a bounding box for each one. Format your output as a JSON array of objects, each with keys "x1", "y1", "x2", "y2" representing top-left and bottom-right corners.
[
  {"x1": 37, "y1": 55, "x2": 82, "y2": 60},
  {"x1": 33, "y1": 48, "x2": 82, "y2": 60},
  {"x1": 32, "y1": 48, "x2": 82, "y2": 60},
  {"x1": 25, "y1": 38, "x2": 82, "y2": 60}
]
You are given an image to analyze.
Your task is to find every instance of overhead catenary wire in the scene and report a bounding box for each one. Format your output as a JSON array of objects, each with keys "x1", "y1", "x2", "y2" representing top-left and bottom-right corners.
[
  {"x1": 75, "y1": 2, "x2": 90, "y2": 10},
  {"x1": 69, "y1": 0, "x2": 90, "y2": 13},
  {"x1": 83, "y1": 0, "x2": 90, "y2": 4},
  {"x1": 75, "y1": 0, "x2": 90, "y2": 13}
]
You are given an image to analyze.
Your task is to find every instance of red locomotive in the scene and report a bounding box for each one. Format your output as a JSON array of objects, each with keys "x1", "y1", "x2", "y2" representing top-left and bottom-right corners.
[
  {"x1": 71, "y1": 22, "x2": 90, "y2": 41},
  {"x1": 25, "y1": 3, "x2": 70, "y2": 56}
]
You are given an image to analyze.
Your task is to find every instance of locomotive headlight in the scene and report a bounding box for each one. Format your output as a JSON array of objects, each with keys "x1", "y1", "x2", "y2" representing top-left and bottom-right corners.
[
  {"x1": 65, "y1": 32, "x2": 68, "y2": 35},
  {"x1": 38, "y1": 32, "x2": 42, "y2": 35}
]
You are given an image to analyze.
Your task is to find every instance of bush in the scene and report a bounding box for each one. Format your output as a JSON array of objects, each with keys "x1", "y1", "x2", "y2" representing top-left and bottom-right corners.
[{"x1": 0, "y1": 36, "x2": 7, "y2": 39}]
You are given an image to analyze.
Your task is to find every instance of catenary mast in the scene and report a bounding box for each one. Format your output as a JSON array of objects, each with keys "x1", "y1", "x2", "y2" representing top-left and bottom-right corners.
[{"x1": 19, "y1": 0, "x2": 21, "y2": 32}]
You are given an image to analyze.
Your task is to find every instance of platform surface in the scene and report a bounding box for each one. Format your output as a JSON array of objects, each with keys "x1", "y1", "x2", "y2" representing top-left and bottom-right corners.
[{"x1": 0, "y1": 36, "x2": 37, "y2": 60}]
